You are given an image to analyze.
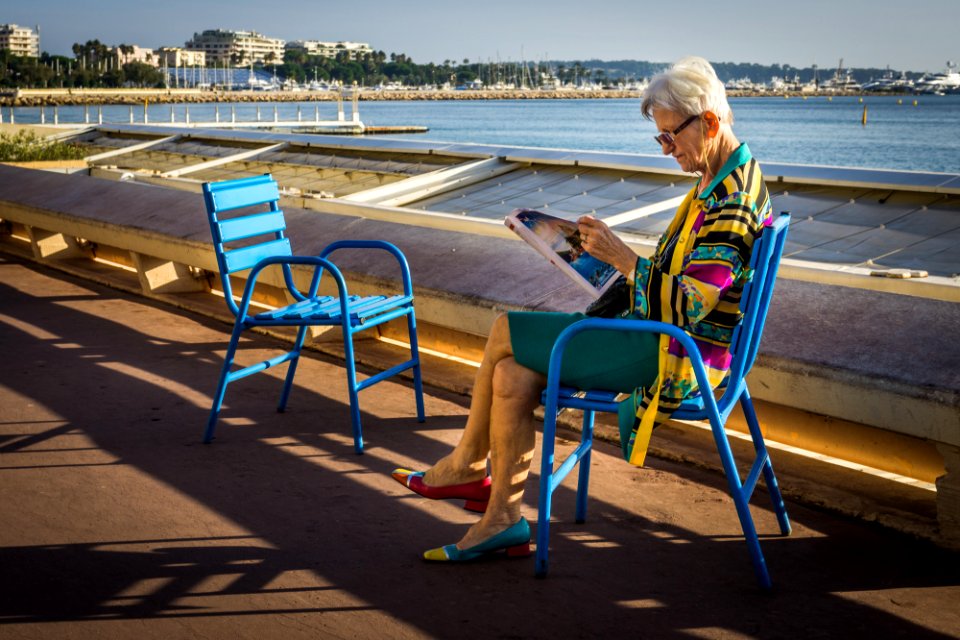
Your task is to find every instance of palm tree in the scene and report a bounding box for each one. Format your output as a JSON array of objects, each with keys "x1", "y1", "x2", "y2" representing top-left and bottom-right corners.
[{"x1": 118, "y1": 43, "x2": 134, "y2": 65}]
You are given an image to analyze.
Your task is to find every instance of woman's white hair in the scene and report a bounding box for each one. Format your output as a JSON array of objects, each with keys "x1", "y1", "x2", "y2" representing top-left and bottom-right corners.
[{"x1": 641, "y1": 56, "x2": 733, "y2": 125}]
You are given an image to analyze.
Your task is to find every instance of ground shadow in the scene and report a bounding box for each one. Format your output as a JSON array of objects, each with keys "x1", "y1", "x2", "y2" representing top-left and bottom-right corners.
[{"x1": 1, "y1": 257, "x2": 958, "y2": 638}]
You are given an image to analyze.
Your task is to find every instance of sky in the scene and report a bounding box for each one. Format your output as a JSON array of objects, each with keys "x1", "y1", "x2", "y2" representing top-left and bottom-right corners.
[{"x1": 5, "y1": 0, "x2": 959, "y2": 73}]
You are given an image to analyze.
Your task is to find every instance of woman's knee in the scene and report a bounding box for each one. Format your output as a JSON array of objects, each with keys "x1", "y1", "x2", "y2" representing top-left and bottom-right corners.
[
  {"x1": 492, "y1": 357, "x2": 542, "y2": 401},
  {"x1": 490, "y1": 313, "x2": 510, "y2": 342},
  {"x1": 484, "y1": 313, "x2": 513, "y2": 356}
]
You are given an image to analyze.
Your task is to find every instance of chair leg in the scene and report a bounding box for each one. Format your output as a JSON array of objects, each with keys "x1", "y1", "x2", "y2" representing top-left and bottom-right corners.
[
  {"x1": 740, "y1": 390, "x2": 792, "y2": 536},
  {"x1": 708, "y1": 406, "x2": 773, "y2": 589},
  {"x1": 341, "y1": 322, "x2": 364, "y2": 454},
  {"x1": 278, "y1": 326, "x2": 309, "y2": 413},
  {"x1": 575, "y1": 410, "x2": 595, "y2": 524},
  {"x1": 730, "y1": 487, "x2": 773, "y2": 590},
  {"x1": 406, "y1": 308, "x2": 425, "y2": 423},
  {"x1": 535, "y1": 409, "x2": 560, "y2": 578},
  {"x1": 204, "y1": 322, "x2": 244, "y2": 444}
]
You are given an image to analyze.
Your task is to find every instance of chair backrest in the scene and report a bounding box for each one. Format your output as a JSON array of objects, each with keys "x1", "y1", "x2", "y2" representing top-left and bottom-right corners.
[
  {"x1": 202, "y1": 174, "x2": 291, "y2": 316},
  {"x1": 723, "y1": 212, "x2": 791, "y2": 392}
]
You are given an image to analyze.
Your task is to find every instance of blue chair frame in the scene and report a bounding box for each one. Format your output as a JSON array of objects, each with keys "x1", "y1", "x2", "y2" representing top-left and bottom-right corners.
[
  {"x1": 535, "y1": 213, "x2": 792, "y2": 588},
  {"x1": 202, "y1": 174, "x2": 425, "y2": 453}
]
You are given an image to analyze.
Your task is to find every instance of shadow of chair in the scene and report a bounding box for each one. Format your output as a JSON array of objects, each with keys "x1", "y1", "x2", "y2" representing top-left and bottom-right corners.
[
  {"x1": 201, "y1": 173, "x2": 424, "y2": 453},
  {"x1": 535, "y1": 212, "x2": 792, "y2": 588}
]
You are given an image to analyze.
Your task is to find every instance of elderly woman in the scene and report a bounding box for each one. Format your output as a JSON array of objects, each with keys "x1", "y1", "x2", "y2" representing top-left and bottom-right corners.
[{"x1": 392, "y1": 56, "x2": 772, "y2": 561}]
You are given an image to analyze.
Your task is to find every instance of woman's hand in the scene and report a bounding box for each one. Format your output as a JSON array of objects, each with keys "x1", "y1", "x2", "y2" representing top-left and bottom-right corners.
[{"x1": 578, "y1": 215, "x2": 638, "y2": 277}]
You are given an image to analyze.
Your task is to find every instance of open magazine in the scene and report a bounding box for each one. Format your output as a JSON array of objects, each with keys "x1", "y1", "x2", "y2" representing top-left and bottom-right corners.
[{"x1": 504, "y1": 208, "x2": 619, "y2": 299}]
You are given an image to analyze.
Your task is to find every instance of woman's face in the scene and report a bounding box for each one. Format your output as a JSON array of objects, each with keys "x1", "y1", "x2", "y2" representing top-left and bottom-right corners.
[{"x1": 653, "y1": 109, "x2": 704, "y2": 174}]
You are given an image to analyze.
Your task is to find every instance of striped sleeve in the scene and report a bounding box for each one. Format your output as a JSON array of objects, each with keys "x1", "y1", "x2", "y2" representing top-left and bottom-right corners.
[{"x1": 632, "y1": 192, "x2": 759, "y2": 328}]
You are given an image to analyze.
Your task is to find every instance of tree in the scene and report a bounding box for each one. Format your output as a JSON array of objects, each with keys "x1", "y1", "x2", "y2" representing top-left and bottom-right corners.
[
  {"x1": 123, "y1": 61, "x2": 164, "y2": 88},
  {"x1": 118, "y1": 43, "x2": 134, "y2": 64}
]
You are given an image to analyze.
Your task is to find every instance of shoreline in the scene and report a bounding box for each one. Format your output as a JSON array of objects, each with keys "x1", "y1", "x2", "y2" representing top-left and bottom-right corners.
[{"x1": 0, "y1": 87, "x2": 910, "y2": 107}]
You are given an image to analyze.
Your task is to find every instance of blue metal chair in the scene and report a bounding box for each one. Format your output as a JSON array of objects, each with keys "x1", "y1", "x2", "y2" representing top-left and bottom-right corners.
[
  {"x1": 202, "y1": 174, "x2": 424, "y2": 453},
  {"x1": 535, "y1": 212, "x2": 792, "y2": 588}
]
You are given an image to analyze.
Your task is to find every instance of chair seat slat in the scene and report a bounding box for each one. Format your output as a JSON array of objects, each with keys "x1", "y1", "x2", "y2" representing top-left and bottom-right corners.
[
  {"x1": 345, "y1": 296, "x2": 392, "y2": 318},
  {"x1": 253, "y1": 294, "x2": 412, "y2": 323},
  {"x1": 553, "y1": 387, "x2": 620, "y2": 404},
  {"x1": 306, "y1": 296, "x2": 355, "y2": 317},
  {"x1": 255, "y1": 295, "x2": 346, "y2": 321},
  {"x1": 353, "y1": 295, "x2": 412, "y2": 318}
]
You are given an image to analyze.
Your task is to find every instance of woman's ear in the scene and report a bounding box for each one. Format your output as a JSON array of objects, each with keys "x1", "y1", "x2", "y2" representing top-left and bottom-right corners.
[{"x1": 703, "y1": 111, "x2": 720, "y2": 137}]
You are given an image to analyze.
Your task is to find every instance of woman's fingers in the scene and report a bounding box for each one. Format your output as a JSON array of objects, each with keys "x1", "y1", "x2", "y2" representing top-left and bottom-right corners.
[
  {"x1": 579, "y1": 218, "x2": 612, "y2": 253},
  {"x1": 577, "y1": 216, "x2": 636, "y2": 275},
  {"x1": 578, "y1": 216, "x2": 607, "y2": 248}
]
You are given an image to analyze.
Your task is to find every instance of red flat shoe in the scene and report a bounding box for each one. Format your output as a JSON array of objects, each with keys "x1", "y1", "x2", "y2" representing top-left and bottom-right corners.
[{"x1": 391, "y1": 468, "x2": 491, "y2": 513}]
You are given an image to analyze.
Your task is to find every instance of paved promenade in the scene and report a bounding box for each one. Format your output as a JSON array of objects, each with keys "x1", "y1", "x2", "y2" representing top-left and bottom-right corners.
[{"x1": 1, "y1": 255, "x2": 958, "y2": 639}]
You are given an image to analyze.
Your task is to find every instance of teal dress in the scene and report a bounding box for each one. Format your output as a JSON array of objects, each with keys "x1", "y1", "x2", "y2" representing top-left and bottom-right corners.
[{"x1": 508, "y1": 311, "x2": 659, "y2": 457}]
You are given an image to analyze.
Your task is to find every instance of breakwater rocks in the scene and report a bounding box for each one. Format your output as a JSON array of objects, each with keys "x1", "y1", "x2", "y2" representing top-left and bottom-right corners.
[
  {"x1": 3, "y1": 88, "x2": 641, "y2": 107},
  {"x1": 2, "y1": 87, "x2": 881, "y2": 107}
]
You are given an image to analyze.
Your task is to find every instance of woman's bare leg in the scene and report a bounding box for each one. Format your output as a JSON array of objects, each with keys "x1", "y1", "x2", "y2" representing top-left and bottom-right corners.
[
  {"x1": 455, "y1": 356, "x2": 545, "y2": 549},
  {"x1": 422, "y1": 314, "x2": 516, "y2": 487}
]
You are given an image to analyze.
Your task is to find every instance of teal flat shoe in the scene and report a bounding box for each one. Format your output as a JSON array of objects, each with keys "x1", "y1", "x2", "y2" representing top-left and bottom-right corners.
[{"x1": 423, "y1": 518, "x2": 532, "y2": 562}]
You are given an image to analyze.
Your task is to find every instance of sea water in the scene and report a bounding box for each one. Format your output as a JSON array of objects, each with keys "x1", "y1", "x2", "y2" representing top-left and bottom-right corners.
[
  {"x1": 10, "y1": 94, "x2": 960, "y2": 173},
  {"x1": 360, "y1": 95, "x2": 960, "y2": 174}
]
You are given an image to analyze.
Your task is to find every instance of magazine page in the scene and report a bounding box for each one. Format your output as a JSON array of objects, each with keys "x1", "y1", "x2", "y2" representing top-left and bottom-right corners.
[{"x1": 504, "y1": 208, "x2": 620, "y2": 299}]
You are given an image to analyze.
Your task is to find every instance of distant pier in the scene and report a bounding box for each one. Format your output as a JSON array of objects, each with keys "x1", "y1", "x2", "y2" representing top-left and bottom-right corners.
[{"x1": 0, "y1": 90, "x2": 436, "y2": 135}]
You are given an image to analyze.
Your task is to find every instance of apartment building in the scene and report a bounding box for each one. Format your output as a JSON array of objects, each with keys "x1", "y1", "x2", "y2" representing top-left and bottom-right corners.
[
  {"x1": 156, "y1": 47, "x2": 207, "y2": 68},
  {"x1": 286, "y1": 40, "x2": 373, "y2": 60},
  {"x1": 184, "y1": 29, "x2": 284, "y2": 64},
  {"x1": 113, "y1": 44, "x2": 159, "y2": 66},
  {"x1": 0, "y1": 23, "x2": 40, "y2": 57}
]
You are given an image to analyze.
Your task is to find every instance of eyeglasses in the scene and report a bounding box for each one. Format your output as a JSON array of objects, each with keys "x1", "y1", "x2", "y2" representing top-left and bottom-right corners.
[{"x1": 654, "y1": 114, "x2": 699, "y2": 146}]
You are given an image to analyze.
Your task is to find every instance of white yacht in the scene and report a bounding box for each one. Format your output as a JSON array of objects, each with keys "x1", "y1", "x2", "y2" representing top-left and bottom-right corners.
[
  {"x1": 915, "y1": 62, "x2": 960, "y2": 94},
  {"x1": 724, "y1": 76, "x2": 759, "y2": 91},
  {"x1": 862, "y1": 67, "x2": 915, "y2": 92}
]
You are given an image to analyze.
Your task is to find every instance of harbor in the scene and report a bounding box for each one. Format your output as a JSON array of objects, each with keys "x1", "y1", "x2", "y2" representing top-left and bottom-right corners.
[
  {"x1": 4, "y1": 58, "x2": 958, "y2": 109},
  {"x1": 0, "y1": 84, "x2": 952, "y2": 109},
  {"x1": 4, "y1": 94, "x2": 958, "y2": 173}
]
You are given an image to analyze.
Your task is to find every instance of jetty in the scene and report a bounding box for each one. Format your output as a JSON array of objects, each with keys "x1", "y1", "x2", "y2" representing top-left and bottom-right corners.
[
  {"x1": 1, "y1": 86, "x2": 890, "y2": 109},
  {"x1": 1, "y1": 91, "x2": 433, "y2": 136}
]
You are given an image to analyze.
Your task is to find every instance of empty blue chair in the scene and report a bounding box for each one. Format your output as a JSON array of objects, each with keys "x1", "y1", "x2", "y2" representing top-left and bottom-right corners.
[
  {"x1": 536, "y1": 212, "x2": 792, "y2": 588},
  {"x1": 202, "y1": 174, "x2": 424, "y2": 452}
]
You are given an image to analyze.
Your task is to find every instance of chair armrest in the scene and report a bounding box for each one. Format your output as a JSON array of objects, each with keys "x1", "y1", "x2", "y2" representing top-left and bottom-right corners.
[
  {"x1": 318, "y1": 240, "x2": 415, "y2": 296},
  {"x1": 544, "y1": 318, "x2": 721, "y2": 419},
  {"x1": 236, "y1": 255, "x2": 349, "y2": 320}
]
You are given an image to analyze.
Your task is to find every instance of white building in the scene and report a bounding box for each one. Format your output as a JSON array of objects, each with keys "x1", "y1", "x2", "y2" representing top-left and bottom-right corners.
[
  {"x1": 113, "y1": 44, "x2": 159, "y2": 67},
  {"x1": 286, "y1": 40, "x2": 373, "y2": 60},
  {"x1": 0, "y1": 24, "x2": 40, "y2": 58},
  {"x1": 156, "y1": 47, "x2": 206, "y2": 68},
  {"x1": 185, "y1": 29, "x2": 284, "y2": 65}
]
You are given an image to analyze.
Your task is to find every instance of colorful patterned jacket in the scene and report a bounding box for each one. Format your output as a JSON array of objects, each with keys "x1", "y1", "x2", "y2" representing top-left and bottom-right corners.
[{"x1": 625, "y1": 143, "x2": 772, "y2": 466}]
